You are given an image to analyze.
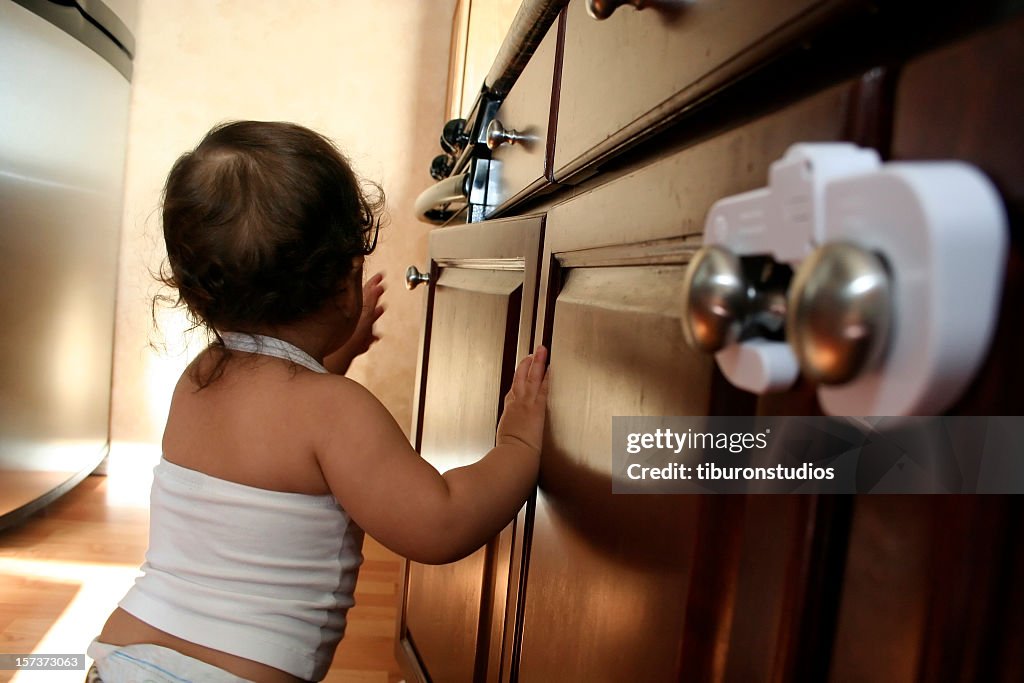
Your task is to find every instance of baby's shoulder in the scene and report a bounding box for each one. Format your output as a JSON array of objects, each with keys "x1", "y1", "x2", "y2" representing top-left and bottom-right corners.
[
  {"x1": 302, "y1": 369, "x2": 373, "y2": 398},
  {"x1": 295, "y1": 373, "x2": 409, "y2": 459},
  {"x1": 298, "y1": 371, "x2": 391, "y2": 424}
]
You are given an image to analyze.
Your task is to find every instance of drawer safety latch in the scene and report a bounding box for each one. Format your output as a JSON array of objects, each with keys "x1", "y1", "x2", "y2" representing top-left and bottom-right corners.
[{"x1": 681, "y1": 143, "x2": 1008, "y2": 416}]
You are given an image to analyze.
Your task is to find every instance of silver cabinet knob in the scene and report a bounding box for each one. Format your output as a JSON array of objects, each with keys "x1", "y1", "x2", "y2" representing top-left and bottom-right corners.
[
  {"x1": 486, "y1": 119, "x2": 526, "y2": 151},
  {"x1": 405, "y1": 265, "x2": 431, "y2": 290},
  {"x1": 681, "y1": 245, "x2": 747, "y2": 352},
  {"x1": 585, "y1": 0, "x2": 648, "y2": 20},
  {"x1": 787, "y1": 242, "x2": 891, "y2": 385}
]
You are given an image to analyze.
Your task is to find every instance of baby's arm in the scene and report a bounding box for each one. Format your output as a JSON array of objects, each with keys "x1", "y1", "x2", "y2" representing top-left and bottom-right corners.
[{"x1": 314, "y1": 347, "x2": 549, "y2": 564}]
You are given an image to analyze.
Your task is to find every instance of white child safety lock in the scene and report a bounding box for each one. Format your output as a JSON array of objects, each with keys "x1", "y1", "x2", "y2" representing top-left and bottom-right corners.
[{"x1": 680, "y1": 143, "x2": 1008, "y2": 416}]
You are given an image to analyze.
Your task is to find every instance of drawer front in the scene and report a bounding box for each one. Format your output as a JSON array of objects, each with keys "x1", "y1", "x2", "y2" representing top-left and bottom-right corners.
[
  {"x1": 553, "y1": 0, "x2": 856, "y2": 181},
  {"x1": 486, "y1": 16, "x2": 561, "y2": 214}
]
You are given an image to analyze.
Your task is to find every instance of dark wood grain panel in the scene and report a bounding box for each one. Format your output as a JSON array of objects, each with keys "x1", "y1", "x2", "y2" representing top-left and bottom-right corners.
[
  {"x1": 871, "y1": 20, "x2": 1024, "y2": 677},
  {"x1": 397, "y1": 217, "x2": 544, "y2": 683},
  {"x1": 819, "y1": 20, "x2": 1024, "y2": 683},
  {"x1": 405, "y1": 268, "x2": 522, "y2": 683},
  {"x1": 828, "y1": 496, "x2": 1024, "y2": 683},
  {"x1": 989, "y1": 499, "x2": 1024, "y2": 683},
  {"x1": 719, "y1": 497, "x2": 810, "y2": 682},
  {"x1": 891, "y1": 15, "x2": 1024, "y2": 415},
  {"x1": 892, "y1": 15, "x2": 1024, "y2": 209},
  {"x1": 518, "y1": 264, "x2": 706, "y2": 682},
  {"x1": 515, "y1": 80, "x2": 867, "y2": 682},
  {"x1": 827, "y1": 497, "x2": 933, "y2": 682}
]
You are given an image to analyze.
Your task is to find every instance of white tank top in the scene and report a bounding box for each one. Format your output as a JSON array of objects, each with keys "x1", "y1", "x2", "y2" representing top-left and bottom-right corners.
[{"x1": 119, "y1": 334, "x2": 364, "y2": 681}]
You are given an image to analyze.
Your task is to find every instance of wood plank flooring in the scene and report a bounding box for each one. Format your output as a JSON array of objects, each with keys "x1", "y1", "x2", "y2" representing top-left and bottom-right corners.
[{"x1": 0, "y1": 463, "x2": 405, "y2": 682}]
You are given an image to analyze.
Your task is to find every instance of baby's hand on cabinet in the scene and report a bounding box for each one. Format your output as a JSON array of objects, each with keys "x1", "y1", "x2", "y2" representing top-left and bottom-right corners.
[{"x1": 496, "y1": 346, "x2": 550, "y2": 454}]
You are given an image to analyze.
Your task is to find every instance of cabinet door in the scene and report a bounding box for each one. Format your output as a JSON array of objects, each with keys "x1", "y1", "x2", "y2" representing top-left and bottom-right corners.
[
  {"x1": 824, "y1": 17, "x2": 1024, "y2": 683},
  {"x1": 516, "y1": 82, "x2": 859, "y2": 682},
  {"x1": 397, "y1": 217, "x2": 543, "y2": 683}
]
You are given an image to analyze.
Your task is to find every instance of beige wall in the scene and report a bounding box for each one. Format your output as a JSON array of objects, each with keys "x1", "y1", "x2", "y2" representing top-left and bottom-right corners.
[{"x1": 111, "y1": 0, "x2": 456, "y2": 451}]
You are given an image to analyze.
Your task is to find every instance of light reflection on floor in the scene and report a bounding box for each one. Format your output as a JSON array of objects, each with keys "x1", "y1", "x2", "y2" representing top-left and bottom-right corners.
[
  {"x1": 2, "y1": 559, "x2": 140, "y2": 683},
  {"x1": 1, "y1": 444, "x2": 155, "y2": 683}
]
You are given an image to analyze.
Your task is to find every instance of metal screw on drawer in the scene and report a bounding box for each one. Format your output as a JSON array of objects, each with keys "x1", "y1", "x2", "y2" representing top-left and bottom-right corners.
[
  {"x1": 405, "y1": 266, "x2": 431, "y2": 290},
  {"x1": 585, "y1": 0, "x2": 648, "y2": 20},
  {"x1": 786, "y1": 242, "x2": 891, "y2": 385},
  {"x1": 486, "y1": 119, "x2": 527, "y2": 151}
]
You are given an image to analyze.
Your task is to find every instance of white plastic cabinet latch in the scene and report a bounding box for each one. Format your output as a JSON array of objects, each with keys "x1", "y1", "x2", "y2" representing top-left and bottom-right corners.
[{"x1": 682, "y1": 143, "x2": 1008, "y2": 416}]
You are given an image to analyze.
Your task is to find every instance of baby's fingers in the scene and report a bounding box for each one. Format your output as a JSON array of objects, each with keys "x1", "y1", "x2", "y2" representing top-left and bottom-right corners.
[
  {"x1": 510, "y1": 353, "x2": 534, "y2": 395},
  {"x1": 363, "y1": 272, "x2": 385, "y2": 299},
  {"x1": 509, "y1": 347, "x2": 547, "y2": 402},
  {"x1": 527, "y1": 346, "x2": 548, "y2": 384}
]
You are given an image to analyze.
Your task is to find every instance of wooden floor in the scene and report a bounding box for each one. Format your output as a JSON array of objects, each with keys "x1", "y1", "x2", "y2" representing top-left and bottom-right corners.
[{"x1": 0, "y1": 463, "x2": 405, "y2": 683}]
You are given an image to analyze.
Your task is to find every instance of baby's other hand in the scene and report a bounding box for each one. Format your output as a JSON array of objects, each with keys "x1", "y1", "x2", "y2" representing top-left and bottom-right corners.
[
  {"x1": 349, "y1": 271, "x2": 386, "y2": 354},
  {"x1": 358, "y1": 271, "x2": 386, "y2": 339},
  {"x1": 496, "y1": 346, "x2": 550, "y2": 453},
  {"x1": 326, "y1": 272, "x2": 386, "y2": 374}
]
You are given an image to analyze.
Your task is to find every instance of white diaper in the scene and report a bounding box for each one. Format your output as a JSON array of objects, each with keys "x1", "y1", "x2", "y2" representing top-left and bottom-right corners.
[{"x1": 87, "y1": 640, "x2": 253, "y2": 683}]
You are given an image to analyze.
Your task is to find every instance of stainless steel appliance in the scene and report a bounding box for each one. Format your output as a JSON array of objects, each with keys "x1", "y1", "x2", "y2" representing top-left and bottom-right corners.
[{"x1": 0, "y1": 0, "x2": 134, "y2": 529}]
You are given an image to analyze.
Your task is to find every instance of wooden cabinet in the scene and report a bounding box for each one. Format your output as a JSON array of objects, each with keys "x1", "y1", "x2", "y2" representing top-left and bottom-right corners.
[
  {"x1": 824, "y1": 17, "x2": 1024, "y2": 682},
  {"x1": 516, "y1": 80, "x2": 859, "y2": 682},
  {"x1": 398, "y1": 217, "x2": 543, "y2": 683},
  {"x1": 399, "y1": 3, "x2": 1024, "y2": 682}
]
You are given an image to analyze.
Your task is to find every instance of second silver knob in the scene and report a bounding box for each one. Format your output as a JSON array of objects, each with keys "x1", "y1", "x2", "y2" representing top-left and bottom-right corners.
[
  {"x1": 405, "y1": 265, "x2": 431, "y2": 290},
  {"x1": 787, "y1": 242, "x2": 891, "y2": 385}
]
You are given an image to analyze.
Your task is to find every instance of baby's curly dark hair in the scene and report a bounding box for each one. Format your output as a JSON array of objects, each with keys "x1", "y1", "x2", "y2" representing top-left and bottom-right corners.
[{"x1": 156, "y1": 121, "x2": 383, "y2": 385}]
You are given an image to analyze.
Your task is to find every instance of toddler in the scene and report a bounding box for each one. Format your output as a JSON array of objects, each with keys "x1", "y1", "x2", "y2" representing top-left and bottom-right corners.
[{"x1": 89, "y1": 121, "x2": 548, "y2": 683}]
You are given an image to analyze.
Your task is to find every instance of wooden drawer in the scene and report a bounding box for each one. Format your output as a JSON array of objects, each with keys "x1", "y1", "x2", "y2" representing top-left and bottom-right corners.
[
  {"x1": 552, "y1": 0, "x2": 861, "y2": 182},
  {"x1": 486, "y1": 15, "x2": 561, "y2": 215}
]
